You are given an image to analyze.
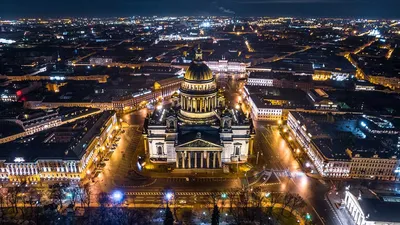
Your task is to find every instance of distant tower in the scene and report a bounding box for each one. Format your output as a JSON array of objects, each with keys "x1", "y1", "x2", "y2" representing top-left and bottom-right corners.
[
  {"x1": 57, "y1": 51, "x2": 61, "y2": 62},
  {"x1": 195, "y1": 45, "x2": 203, "y2": 61}
]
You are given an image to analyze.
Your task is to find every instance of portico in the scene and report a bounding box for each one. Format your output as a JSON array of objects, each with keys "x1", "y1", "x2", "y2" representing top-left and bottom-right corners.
[
  {"x1": 176, "y1": 150, "x2": 222, "y2": 169},
  {"x1": 175, "y1": 135, "x2": 223, "y2": 169}
]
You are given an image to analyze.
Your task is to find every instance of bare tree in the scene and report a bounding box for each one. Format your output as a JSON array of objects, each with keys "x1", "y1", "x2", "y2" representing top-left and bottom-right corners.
[
  {"x1": 69, "y1": 186, "x2": 79, "y2": 206},
  {"x1": 267, "y1": 192, "x2": 283, "y2": 215},
  {"x1": 26, "y1": 187, "x2": 38, "y2": 219},
  {"x1": 97, "y1": 192, "x2": 108, "y2": 207},
  {"x1": 79, "y1": 183, "x2": 92, "y2": 208},
  {"x1": 289, "y1": 194, "x2": 306, "y2": 214},
  {"x1": 281, "y1": 192, "x2": 294, "y2": 214},
  {"x1": 7, "y1": 186, "x2": 20, "y2": 214},
  {"x1": 251, "y1": 187, "x2": 266, "y2": 224},
  {"x1": 0, "y1": 187, "x2": 7, "y2": 219},
  {"x1": 49, "y1": 183, "x2": 65, "y2": 210}
]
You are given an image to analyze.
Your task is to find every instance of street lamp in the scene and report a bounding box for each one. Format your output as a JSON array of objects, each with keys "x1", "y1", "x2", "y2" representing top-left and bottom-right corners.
[
  {"x1": 165, "y1": 192, "x2": 173, "y2": 201},
  {"x1": 112, "y1": 190, "x2": 123, "y2": 203}
]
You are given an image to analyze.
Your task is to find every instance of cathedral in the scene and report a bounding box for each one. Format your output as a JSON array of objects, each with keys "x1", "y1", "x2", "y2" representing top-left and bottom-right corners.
[{"x1": 143, "y1": 47, "x2": 254, "y2": 170}]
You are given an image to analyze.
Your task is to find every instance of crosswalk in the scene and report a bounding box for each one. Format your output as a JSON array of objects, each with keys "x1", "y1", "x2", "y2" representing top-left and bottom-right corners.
[
  {"x1": 126, "y1": 191, "x2": 234, "y2": 196},
  {"x1": 165, "y1": 177, "x2": 229, "y2": 182}
]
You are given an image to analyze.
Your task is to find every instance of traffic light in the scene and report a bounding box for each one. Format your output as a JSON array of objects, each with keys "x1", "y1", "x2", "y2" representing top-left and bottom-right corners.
[{"x1": 306, "y1": 213, "x2": 312, "y2": 221}]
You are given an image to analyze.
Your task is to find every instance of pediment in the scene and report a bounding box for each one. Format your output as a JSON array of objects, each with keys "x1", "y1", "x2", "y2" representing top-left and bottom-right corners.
[{"x1": 177, "y1": 139, "x2": 222, "y2": 148}]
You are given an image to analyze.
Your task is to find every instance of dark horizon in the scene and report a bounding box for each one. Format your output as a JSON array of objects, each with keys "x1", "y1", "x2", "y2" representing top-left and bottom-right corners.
[{"x1": 1, "y1": 0, "x2": 399, "y2": 20}]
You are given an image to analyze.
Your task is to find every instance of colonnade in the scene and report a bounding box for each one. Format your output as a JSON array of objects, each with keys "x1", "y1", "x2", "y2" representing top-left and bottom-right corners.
[
  {"x1": 181, "y1": 95, "x2": 218, "y2": 113},
  {"x1": 176, "y1": 151, "x2": 222, "y2": 169},
  {"x1": 344, "y1": 192, "x2": 365, "y2": 225}
]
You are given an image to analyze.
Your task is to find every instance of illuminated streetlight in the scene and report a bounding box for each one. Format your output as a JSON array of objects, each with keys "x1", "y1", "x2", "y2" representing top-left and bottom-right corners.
[
  {"x1": 156, "y1": 104, "x2": 163, "y2": 110},
  {"x1": 86, "y1": 170, "x2": 91, "y2": 175},
  {"x1": 278, "y1": 120, "x2": 282, "y2": 125},
  {"x1": 112, "y1": 190, "x2": 123, "y2": 202},
  {"x1": 165, "y1": 192, "x2": 173, "y2": 201}
]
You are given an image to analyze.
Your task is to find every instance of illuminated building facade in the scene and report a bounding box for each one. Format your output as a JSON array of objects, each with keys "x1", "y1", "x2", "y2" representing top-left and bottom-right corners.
[
  {"x1": 205, "y1": 60, "x2": 250, "y2": 73},
  {"x1": 344, "y1": 190, "x2": 400, "y2": 225},
  {"x1": 307, "y1": 89, "x2": 338, "y2": 110},
  {"x1": 287, "y1": 111, "x2": 400, "y2": 180},
  {"x1": 0, "y1": 111, "x2": 119, "y2": 184},
  {"x1": 144, "y1": 48, "x2": 254, "y2": 170},
  {"x1": 244, "y1": 86, "x2": 310, "y2": 121}
]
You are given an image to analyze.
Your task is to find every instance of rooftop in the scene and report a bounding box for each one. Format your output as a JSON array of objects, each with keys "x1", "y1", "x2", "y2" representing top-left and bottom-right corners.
[
  {"x1": 290, "y1": 111, "x2": 400, "y2": 159},
  {"x1": 0, "y1": 111, "x2": 115, "y2": 162}
]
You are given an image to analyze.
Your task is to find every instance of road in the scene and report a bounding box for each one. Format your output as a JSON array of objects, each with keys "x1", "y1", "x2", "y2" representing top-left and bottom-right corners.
[{"x1": 226, "y1": 77, "x2": 341, "y2": 225}]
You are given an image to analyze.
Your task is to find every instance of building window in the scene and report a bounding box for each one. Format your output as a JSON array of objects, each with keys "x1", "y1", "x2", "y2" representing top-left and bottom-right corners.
[
  {"x1": 234, "y1": 143, "x2": 242, "y2": 155},
  {"x1": 156, "y1": 143, "x2": 164, "y2": 155}
]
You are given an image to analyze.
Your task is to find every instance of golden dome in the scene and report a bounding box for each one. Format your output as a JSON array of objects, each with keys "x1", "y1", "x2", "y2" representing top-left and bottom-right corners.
[{"x1": 184, "y1": 62, "x2": 213, "y2": 81}]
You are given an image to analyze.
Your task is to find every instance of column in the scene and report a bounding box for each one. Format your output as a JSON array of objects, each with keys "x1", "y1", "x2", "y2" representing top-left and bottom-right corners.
[
  {"x1": 206, "y1": 152, "x2": 210, "y2": 168},
  {"x1": 201, "y1": 152, "x2": 204, "y2": 168},
  {"x1": 176, "y1": 154, "x2": 179, "y2": 168},
  {"x1": 188, "y1": 152, "x2": 191, "y2": 168},
  {"x1": 213, "y1": 152, "x2": 216, "y2": 168},
  {"x1": 182, "y1": 152, "x2": 186, "y2": 169},
  {"x1": 219, "y1": 152, "x2": 222, "y2": 167},
  {"x1": 194, "y1": 152, "x2": 197, "y2": 168}
]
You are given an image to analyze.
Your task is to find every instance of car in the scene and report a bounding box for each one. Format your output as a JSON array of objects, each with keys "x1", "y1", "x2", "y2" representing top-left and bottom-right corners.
[
  {"x1": 179, "y1": 200, "x2": 186, "y2": 204},
  {"x1": 104, "y1": 158, "x2": 110, "y2": 161}
]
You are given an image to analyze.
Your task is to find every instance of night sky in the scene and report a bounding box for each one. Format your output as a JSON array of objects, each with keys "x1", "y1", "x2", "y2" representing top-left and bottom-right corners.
[{"x1": 0, "y1": 0, "x2": 399, "y2": 19}]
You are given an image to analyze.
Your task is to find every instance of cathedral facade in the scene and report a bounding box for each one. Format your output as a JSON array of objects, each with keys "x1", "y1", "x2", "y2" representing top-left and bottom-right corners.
[{"x1": 143, "y1": 48, "x2": 254, "y2": 170}]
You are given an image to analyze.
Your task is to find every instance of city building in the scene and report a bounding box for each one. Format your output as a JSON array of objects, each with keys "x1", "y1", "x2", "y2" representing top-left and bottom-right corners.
[
  {"x1": 143, "y1": 48, "x2": 254, "y2": 170},
  {"x1": 0, "y1": 110, "x2": 118, "y2": 184},
  {"x1": 354, "y1": 80, "x2": 376, "y2": 91},
  {"x1": 247, "y1": 72, "x2": 314, "y2": 90},
  {"x1": 287, "y1": 111, "x2": 400, "y2": 180},
  {"x1": 244, "y1": 86, "x2": 310, "y2": 121},
  {"x1": 344, "y1": 189, "x2": 400, "y2": 225},
  {"x1": 205, "y1": 59, "x2": 250, "y2": 73},
  {"x1": 307, "y1": 89, "x2": 338, "y2": 110}
]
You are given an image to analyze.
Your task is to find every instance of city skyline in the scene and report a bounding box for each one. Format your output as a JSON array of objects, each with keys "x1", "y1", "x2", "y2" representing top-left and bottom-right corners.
[{"x1": 1, "y1": 0, "x2": 400, "y2": 19}]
